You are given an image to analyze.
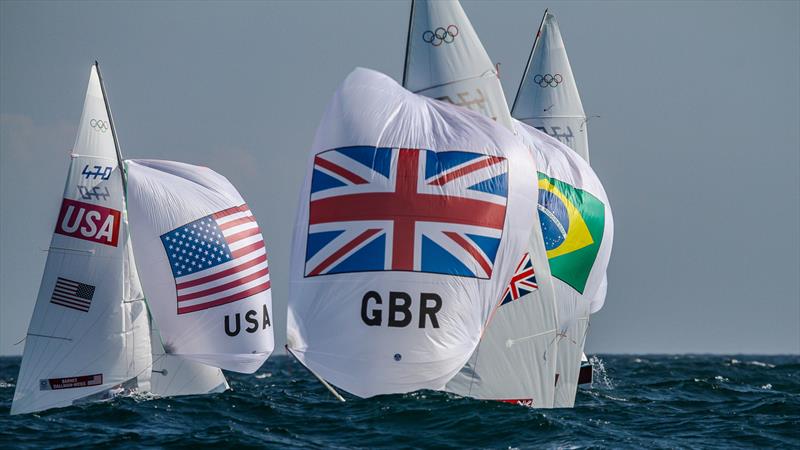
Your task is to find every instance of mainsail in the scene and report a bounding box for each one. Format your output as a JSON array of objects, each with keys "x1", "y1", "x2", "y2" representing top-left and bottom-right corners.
[
  {"x1": 516, "y1": 120, "x2": 613, "y2": 407},
  {"x1": 11, "y1": 65, "x2": 152, "y2": 415},
  {"x1": 125, "y1": 159, "x2": 274, "y2": 374},
  {"x1": 286, "y1": 68, "x2": 540, "y2": 398},
  {"x1": 402, "y1": 0, "x2": 560, "y2": 407},
  {"x1": 402, "y1": 0, "x2": 513, "y2": 131},
  {"x1": 512, "y1": 9, "x2": 589, "y2": 162}
]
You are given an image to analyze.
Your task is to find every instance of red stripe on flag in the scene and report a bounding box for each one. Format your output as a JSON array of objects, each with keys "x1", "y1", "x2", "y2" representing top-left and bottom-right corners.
[
  {"x1": 231, "y1": 240, "x2": 266, "y2": 259},
  {"x1": 309, "y1": 229, "x2": 381, "y2": 276},
  {"x1": 219, "y1": 215, "x2": 256, "y2": 231},
  {"x1": 226, "y1": 227, "x2": 261, "y2": 244},
  {"x1": 315, "y1": 156, "x2": 368, "y2": 184},
  {"x1": 443, "y1": 231, "x2": 493, "y2": 277},
  {"x1": 212, "y1": 204, "x2": 249, "y2": 219},
  {"x1": 178, "y1": 267, "x2": 270, "y2": 302},
  {"x1": 176, "y1": 253, "x2": 268, "y2": 290},
  {"x1": 177, "y1": 281, "x2": 270, "y2": 314},
  {"x1": 427, "y1": 156, "x2": 505, "y2": 186}
]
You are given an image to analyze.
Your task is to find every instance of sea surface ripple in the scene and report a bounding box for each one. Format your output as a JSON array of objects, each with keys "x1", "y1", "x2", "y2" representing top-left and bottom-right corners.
[{"x1": 1, "y1": 354, "x2": 798, "y2": 449}]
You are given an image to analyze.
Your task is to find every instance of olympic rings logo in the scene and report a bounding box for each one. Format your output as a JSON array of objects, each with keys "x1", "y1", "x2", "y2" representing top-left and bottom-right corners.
[
  {"x1": 89, "y1": 119, "x2": 109, "y2": 133},
  {"x1": 533, "y1": 73, "x2": 563, "y2": 88},
  {"x1": 422, "y1": 25, "x2": 459, "y2": 46}
]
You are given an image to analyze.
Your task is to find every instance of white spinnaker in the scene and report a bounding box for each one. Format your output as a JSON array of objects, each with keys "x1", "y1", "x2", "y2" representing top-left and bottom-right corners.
[
  {"x1": 403, "y1": 0, "x2": 559, "y2": 407},
  {"x1": 148, "y1": 326, "x2": 229, "y2": 396},
  {"x1": 512, "y1": 10, "x2": 589, "y2": 162},
  {"x1": 125, "y1": 159, "x2": 274, "y2": 374},
  {"x1": 287, "y1": 68, "x2": 539, "y2": 398},
  {"x1": 517, "y1": 121, "x2": 613, "y2": 407},
  {"x1": 11, "y1": 65, "x2": 152, "y2": 415},
  {"x1": 403, "y1": 0, "x2": 513, "y2": 131}
]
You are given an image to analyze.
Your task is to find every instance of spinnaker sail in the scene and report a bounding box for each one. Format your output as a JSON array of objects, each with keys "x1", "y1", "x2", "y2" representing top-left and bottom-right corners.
[
  {"x1": 125, "y1": 159, "x2": 274, "y2": 374},
  {"x1": 402, "y1": 0, "x2": 560, "y2": 407},
  {"x1": 286, "y1": 67, "x2": 540, "y2": 398},
  {"x1": 11, "y1": 65, "x2": 152, "y2": 415},
  {"x1": 402, "y1": 0, "x2": 513, "y2": 131},
  {"x1": 516, "y1": 120, "x2": 613, "y2": 407},
  {"x1": 512, "y1": 9, "x2": 589, "y2": 162}
]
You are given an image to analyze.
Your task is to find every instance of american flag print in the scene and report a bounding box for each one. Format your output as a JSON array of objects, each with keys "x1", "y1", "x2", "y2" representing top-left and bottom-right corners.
[
  {"x1": 305, "y1": 146, "x2": 508, "y2": 279},
  {"x1": 160, "y1": 204, "x2": 270, "y2": 315},
  {"x1": 50, "y1": 277, "x2": 95, "y2": 312},
  {"x1": 499, "y1": 253, "x2": 538, "y2": 306}
]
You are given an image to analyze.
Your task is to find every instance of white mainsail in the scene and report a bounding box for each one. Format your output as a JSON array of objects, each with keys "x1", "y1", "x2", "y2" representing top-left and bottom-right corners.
[
  {"x1": 512, "y1": 9, "x2": 589, "y2": 162},
  {"x1": 11, "y1": 65, "x2": 152, "y2": 415},
  {"x1": 402, "y1": 0, "x2": 559, "y2": 407},
  {"x1": 286, "y1": 68, "x2": 540, "y2": 398},
  {"x1": 516, "y1": 120, "x2": 613, "y2": 407},
  {"x1": 125, "y1": 159, "x2": 274, "y2": 374},
  {"x1": 402, "y1": 0, "x2": 513, "y2": 131}
]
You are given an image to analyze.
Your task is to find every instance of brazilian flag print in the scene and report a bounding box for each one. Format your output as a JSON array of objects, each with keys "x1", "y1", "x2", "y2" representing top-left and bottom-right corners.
[{"x1": 537, "y1": 173, "x2": 605, "y2": 294}]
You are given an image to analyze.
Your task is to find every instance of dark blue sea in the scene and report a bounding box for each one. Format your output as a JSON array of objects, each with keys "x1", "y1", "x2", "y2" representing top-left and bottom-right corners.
[{"x1": 1, "y1": 354, "x2": 798, "y2": 448}]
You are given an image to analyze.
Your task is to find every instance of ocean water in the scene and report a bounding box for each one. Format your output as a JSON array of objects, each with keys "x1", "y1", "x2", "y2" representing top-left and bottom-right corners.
[{"x1": 1, "y1": 354, "x2": 797, "y2": 449}]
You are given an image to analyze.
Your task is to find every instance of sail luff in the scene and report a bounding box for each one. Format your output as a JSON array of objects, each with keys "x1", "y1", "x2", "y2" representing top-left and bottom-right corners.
[
  {"x1": 401, "y1": 0, "x2": 416, "y2": 87},
  {"x1": 94, "y1": 62, "x2": 126, "y2": 189},
  {"x1": 511, "y1": 9, "x2": 548, "y2": 114}
]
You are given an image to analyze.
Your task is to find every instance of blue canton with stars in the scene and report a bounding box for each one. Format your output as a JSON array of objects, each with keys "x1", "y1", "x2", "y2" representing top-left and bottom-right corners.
[{"x1": 160, "y1": 215, "x2": 233, "y2": 278}]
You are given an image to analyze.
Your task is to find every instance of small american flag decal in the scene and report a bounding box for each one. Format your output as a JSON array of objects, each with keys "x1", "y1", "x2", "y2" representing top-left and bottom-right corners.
[{"x1": 50, "y1": 277, "x2": 95, "y2": 312}]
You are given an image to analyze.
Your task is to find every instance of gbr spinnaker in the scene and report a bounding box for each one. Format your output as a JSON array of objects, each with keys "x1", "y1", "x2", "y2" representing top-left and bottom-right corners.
[
  {"x1": 125, "y1": 159, "x2": 274, "y2": 374},
  {"x1": 11, "y1": 65, "x2": 152, "y2": 415},
  {"x1": 286, "y1": 67, "x2": 541, "y2": 398},
  {"x1": 402, "y1": 0, "x2": 560, "y2": 407}
]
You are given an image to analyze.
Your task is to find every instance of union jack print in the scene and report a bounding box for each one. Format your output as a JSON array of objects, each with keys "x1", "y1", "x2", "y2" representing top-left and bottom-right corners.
[
  {"x1": 305, "y1": 146, "x2": 508, "y2": 279},
  {"x1": 499, "y1": 252, "x2": 538, "y2": 306},
  {"x1": 161, "y1": 204, "x2": 270, "y2": 315}
]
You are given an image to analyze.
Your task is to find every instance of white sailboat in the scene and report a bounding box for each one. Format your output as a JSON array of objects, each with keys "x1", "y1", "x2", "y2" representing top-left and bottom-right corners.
[
  {"x1": 402, "y1": 0, "x2": 560, "y2": 407},
  {"x1": 512, "y1": 10, "x2": 613, "y2": 406},
  {"x1": 11, "y1": 64, "x2": 235, "y2": 415},
  {"x1": 286, "y1": 67, "x2": 541, "y2": 398}
]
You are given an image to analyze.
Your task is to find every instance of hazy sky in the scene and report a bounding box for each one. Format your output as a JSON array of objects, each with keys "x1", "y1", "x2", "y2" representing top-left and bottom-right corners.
[{"x1": 1, "y1": 1, "x2": 798, "y2": 356}]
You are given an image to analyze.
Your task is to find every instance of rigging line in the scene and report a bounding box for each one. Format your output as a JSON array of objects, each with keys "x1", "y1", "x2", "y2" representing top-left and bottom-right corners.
[
  {"x1": 412, "y1": 70, "x2": 497, "y2": 95},
  {"x1": 400, "y1": 0, "x2": 415, "y2": 87},
  {"x1": 505, "y1": 328, "x2": 558, "y2": 347},
  {"x1": 285, "y1": 345, "x2": 345, "y2": 402},
  {"x1": 511, "y1": 8, "x2": 548, "y2": 114},
  {"x1": 21, "y1": 333, "x2": 73, "y2": 343}
]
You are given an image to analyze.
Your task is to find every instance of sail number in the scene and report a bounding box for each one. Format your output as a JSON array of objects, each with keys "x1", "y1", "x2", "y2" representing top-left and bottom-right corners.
[{"x1": 361, "y1": 291, "x2": 442, "y2": 328}]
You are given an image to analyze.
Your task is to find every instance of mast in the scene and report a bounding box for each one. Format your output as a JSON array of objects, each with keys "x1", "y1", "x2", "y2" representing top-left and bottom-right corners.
[
  {"x1": 94, "y1": 61, "x2": 126, "y2": 190},
  {"x1": 401, "y1": 0, "x2": 416, "y2": 87},
  {"x1": 511, "y1": 9, "x2": 548, "y2": 113}
]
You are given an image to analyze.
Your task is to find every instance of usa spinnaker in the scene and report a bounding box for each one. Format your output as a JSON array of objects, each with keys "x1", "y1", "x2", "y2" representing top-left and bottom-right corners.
[
  {"x1": 125, "y1": 159, "x2": 274, "y2": 374},
  {"x1": 10, "y1": 64, "x2": 152, "y2": 415},
  {"x1": 286, "y1": 67, "x2": 540, "y2": 398},
  {"x1": 402, "y1": 0, "x2": 560, "y2": 407}
]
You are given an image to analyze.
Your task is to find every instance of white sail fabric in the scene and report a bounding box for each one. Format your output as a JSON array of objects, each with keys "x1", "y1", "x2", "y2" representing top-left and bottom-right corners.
[
  {"x1": 11, "y1": 66, "x2": 152, "y2": 415},
  {"x1": 517, "y1": 121, "x2": 613, "y2": 406},
  {"x1": 149, "y1": 325, "x2": 229, "y2": 396},
  {"x1": 512, "y1": 10, "x2": 589, "y2": 162},
  {"x1": 403, "y1": 0, "x2": 513, "y2": 131},
  {"x1": 125, "y1": 159, "x2": 274, "y2": 374},
  {"x1": 404, "y1": 0, "x2": 559, "y2": 407},
  {"x1": 286, "y1": 68, "x2": 540, "y2": 398}
]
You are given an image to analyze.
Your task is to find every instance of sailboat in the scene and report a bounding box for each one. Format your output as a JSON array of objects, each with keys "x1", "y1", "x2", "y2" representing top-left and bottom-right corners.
[
  {"x1": 286, "y1": 67, "x2": 541, "y2": 398},
  {"x1": 402, "y1": 0, "x2": 560, "y2": 407},
  {"x1": 11, "y1": 63, "x2": 270, "y2": 414},
  {"x1": 512, "y1": 10, "x2": 614, "y2": 407}
]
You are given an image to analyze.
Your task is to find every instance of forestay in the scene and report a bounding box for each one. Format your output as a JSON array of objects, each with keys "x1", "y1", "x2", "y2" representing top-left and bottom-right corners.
[
  {"x1": 286, "y1": 68, "x2": 539, "y2": 398},
  {"x1": 11, "y1": 65, "x2": 152, "y2": 415},
  {"x1": 403, "y1": 0, "x2": 513, "y2": 131},
  {"x1": 517, "y1": 120, "x2": 613, "y2": 407},
  {"x1": 512, "y1": 10, "x2": 589, "y2": 162},
  {"x1": 125, "y1": 159, "x2": 274, "y2": 374}
]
